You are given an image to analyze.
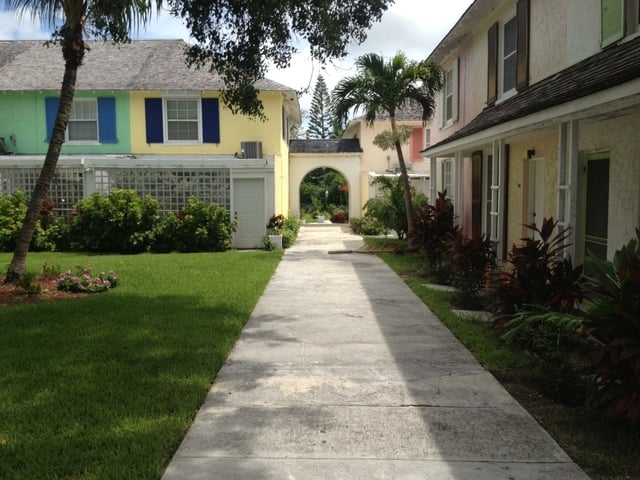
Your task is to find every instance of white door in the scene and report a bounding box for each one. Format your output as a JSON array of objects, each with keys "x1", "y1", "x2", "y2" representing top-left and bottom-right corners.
[
  {"x1": 233, "y1": 178, "x2": 265, "y2": 249},
  {"x1": 528, "y1": 158, "x2": 545, "y2": 230}
]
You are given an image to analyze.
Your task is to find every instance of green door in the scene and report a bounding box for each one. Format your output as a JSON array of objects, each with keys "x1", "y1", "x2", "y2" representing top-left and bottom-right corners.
[{"x1": 584, "y1": 153, "x2": 610, "y2": 261}]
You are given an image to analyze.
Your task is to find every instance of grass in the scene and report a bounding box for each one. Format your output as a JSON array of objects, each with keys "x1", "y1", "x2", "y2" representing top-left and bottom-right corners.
[
  {"x1": 365, "y1": 236, "x2": 640, "y2": 480},
  {"x1": 0, "y1": 250, "x2": 282, "y2": 479}
]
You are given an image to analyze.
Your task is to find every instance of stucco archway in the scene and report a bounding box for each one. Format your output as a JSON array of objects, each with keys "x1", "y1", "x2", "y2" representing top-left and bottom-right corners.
[
  {"x1": 289, "y1": 139, "x2": 362, "y2": 220},
  {"x1": 289, "y1": 154, "x2": 361, "y2": 220}
]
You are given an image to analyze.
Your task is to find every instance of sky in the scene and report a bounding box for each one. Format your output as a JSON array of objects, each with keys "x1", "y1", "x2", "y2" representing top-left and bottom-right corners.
[{"x1": 0, "y1": 0, "x2": 473, "y2": 113}]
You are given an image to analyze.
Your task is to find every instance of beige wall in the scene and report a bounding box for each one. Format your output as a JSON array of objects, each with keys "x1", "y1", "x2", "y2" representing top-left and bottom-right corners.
[{"x1": 505, "y1": 133, "x2": 559, "y2": 249}]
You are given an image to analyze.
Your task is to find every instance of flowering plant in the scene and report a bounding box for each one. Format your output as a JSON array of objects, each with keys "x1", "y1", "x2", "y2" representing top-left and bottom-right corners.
[
  {"x1": 56, "y1": 268, "x2": 118, "y2": 293},
  {"x1": 266, "y1": 214, "x2": 285, "y2": 234}
]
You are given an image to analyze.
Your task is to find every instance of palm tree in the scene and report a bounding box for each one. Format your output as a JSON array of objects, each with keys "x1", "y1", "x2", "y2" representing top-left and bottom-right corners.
[
  {"x1": 333, "y1": 52, "x2": 442, "y2": 248},
  {"x1": 3, "y1": 0, "x2": 160, "y2": 283}
]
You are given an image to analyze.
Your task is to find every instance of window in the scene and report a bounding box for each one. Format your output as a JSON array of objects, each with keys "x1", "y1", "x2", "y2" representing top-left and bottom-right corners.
[
  {"x1": 442, "y1": 159, "x2": 452, "y2": 198},
  {"x1": 410, "y1": 127, "x2": 426, "y2": 161},
  {"x1": 602, "y1": 0, "x2": 640, "y2": 47},
  {"x1": 145, "y1": 97, "x2": 219, "y2": 144},
  {"x1": 441, "y1": 59, "x2": 459, "y2": 126},
  {"x1": 45, "y1": 97, "x2": 117, "y2": 144},
  {"x1": 502, "y1": 16, "x2": 517, "y2": 94},
  {"x1": 67, "y1": 99, "x2": 98, "y2": 142},
  {"x1": 487, "y1": 0, "x2": 529, "y2": 104},
  {"x1": 165, "y1": 98, "x2": 200, "y2": 142}
]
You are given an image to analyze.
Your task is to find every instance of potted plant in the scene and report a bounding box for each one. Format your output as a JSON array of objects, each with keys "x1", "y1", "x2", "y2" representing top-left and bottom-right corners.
[{"x1": 266, "y1": 214, "x2": 284, "y2": 249}]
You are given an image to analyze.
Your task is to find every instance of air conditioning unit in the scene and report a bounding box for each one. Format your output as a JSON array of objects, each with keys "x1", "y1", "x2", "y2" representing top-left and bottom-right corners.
[{"x1": 241, "y1": 141, "x2": 263, "y2": 159}]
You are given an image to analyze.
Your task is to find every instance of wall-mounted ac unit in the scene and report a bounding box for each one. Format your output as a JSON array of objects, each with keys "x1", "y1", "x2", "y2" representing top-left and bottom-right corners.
[{"x1": 241, "y1": 141, "x2": 263, "y2": 159}]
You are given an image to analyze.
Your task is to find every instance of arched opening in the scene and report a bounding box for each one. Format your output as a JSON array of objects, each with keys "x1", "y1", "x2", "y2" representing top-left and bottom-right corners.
[{"x1": 299, "y1": 167, "x2": 349, "y2": 223}]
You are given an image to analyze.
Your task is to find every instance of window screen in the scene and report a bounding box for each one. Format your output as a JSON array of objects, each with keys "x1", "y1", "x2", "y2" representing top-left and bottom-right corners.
[{"x1": 166, "y1": 99, "x2": 199, "y2": 141}]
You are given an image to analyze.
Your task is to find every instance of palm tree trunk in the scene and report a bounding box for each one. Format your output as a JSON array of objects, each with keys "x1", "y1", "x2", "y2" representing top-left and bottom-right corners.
[
  {"x1": 5, "y1": 63, "x2": 78, "y2": 283},
  {"x1": 390, "y1": 117, "x2": 417, "y2": 250}
]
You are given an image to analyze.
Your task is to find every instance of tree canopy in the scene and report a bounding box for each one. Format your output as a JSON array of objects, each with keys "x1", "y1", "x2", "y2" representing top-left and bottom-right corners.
[{"x1": 168, "y1": 0, "x2": 394, "y2": 118}]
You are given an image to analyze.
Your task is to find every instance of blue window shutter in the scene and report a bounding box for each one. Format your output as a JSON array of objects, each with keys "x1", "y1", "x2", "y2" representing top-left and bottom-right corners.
[
  {"x1": 45, "y1": 97, "x2": 60, "y2": 142},
  {"x1": 145, "y1": 98, "x2": 164, "y2": 143},
  {"x1": 97, "y1": 97, "x2": 117, "y2": 143},
  {"x1": 202, "y1": 98, "x2": 220, "y2": 143}
]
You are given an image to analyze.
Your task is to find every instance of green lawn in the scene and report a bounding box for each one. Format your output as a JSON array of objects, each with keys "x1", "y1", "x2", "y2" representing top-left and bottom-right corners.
[{"x1": 0, "y1": 250, "x2": 282, "y2": 479}]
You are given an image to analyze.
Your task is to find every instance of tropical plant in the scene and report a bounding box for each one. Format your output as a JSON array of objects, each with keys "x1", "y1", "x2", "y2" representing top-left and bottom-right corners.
[
  {"x1": 4, "y1": 0, "x2": 394, "y2": 282},
  {"x1": 413, "y1": 191, "x2": 458, "y2": 279},
  {"x1": 581, "y1": 228, "x2": 640, "y2": 426},
  {"x1": 364, "y1": 175, "x2": 427, "y2": 239},
  {"x1": 332, "y1": 52, "x2": 443, "y2": 249},
  {"x1": 489, "y1": 217, "x2": 583, "y2": 318},
  {"x1": 448, "y1": 229, "x2": 496, "y2": 309}
]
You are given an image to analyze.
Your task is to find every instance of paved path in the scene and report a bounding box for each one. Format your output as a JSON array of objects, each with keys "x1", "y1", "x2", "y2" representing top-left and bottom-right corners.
[{"x1": 163, "y1": 225, "x2": 589, "y2": 479}]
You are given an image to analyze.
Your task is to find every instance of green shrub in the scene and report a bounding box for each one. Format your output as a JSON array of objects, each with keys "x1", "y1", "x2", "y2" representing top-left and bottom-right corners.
[
  {"x1": 0, "y1": 190, "x2": 28, "y2": 251},
  {"x1": 70, "y1": 190, "x2": 160, "y2": 253},
  {"x1": 283, "y1": 216, "x2": 301, "y2": 235},
  {"x1": 349, "y1": 216, "x2": 384, "y2": 236},
  {"x1": 0, "y1": 191, "x2": 67, "y2": 252},
  {"x1": 364, "y1": 176, "x2": 427, "y2": 239},
  {"x1": 153, "y1": 197, "x2": 235, "y2": 253},
  {"x1": 281, "y1": 215, "x2": 301, "y2": 248}
]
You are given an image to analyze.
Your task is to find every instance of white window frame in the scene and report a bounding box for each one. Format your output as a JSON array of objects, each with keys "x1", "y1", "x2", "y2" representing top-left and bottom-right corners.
[
  {"x1": 441, "y1": 59, "x2": 459, "y2": 127},
  {"x1": 499, "y1": 11, "x2": 518, "y2": 101},
  {"x1": 66, "y1": 98, "x2": 99, "y2": 144},
  {"x1": 442, "y1": 159, "x2": 453, "y2": 198},
  {"x1": 163, "y1": 97, "x2": 202, "y2": 144}
]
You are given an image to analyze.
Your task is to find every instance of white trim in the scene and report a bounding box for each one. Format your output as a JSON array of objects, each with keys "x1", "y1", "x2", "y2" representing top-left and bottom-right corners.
[
  {"x1": 498, "y1": 11, "x2": 518, "y2": 101},
  {"x1": 441, "y1": 58, "x2": 459, "y2": 127},
  {"x1": 66, "y1": 98, "x2": 99, "y2": 143},
  {"x1": 162, "y1": 97, "x2": 203, "y2": 144}
]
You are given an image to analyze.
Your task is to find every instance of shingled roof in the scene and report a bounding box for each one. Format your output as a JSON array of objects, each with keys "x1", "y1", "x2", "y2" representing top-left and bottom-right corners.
[
  {"x1": 426, "y1": 35, "x2": 640, "y2": 152},
  {"x1": 289, "y1": 139, "x2": 362, "y2": 154},
  {"x1": 0, "y1": 40, "x2": 296, "y2": 92}
]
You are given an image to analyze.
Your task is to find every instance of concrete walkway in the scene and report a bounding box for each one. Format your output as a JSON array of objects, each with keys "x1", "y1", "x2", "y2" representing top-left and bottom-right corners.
[{"x1": 162, "y1": 225, "x2": 589, "y2": 479}]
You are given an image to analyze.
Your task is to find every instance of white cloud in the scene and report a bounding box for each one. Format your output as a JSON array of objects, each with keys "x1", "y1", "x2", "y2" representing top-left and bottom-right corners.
[{"x1": 0, "y1": 10, "x2": 49, "y2": 40}]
